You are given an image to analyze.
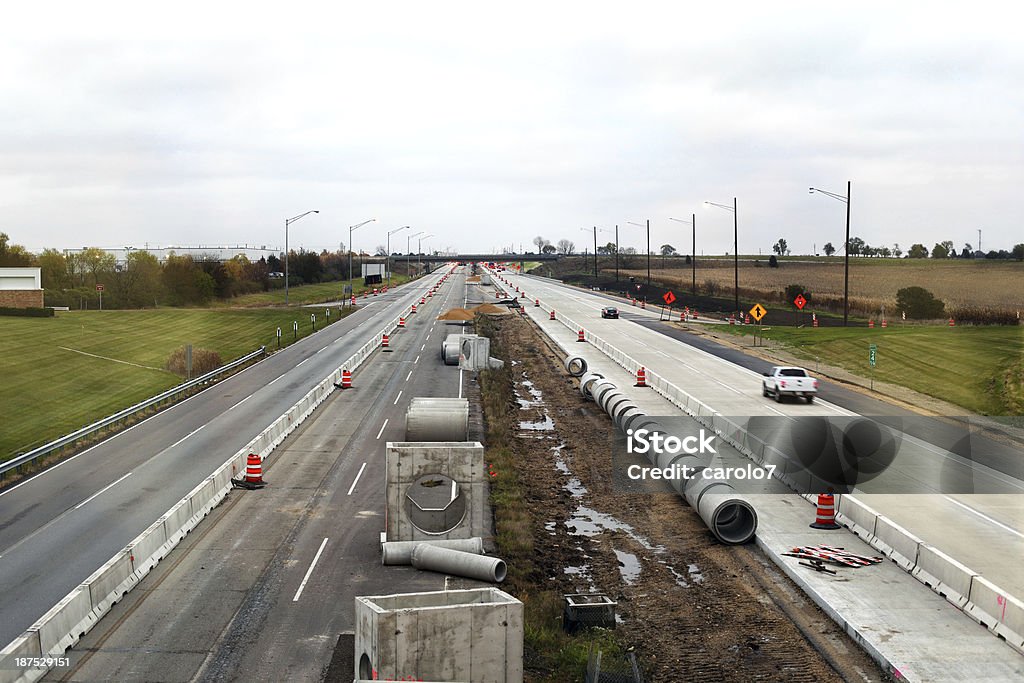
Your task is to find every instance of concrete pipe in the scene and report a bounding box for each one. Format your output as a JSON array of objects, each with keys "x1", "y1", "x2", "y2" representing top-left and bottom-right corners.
[
  {"x1": 597, "y1": 388, "x2": 623, "y2": 413},
  {"x1": 690, "y1": 486, "x2": 758, "y2": 546},
  {"x1": 605, "y1": 393, "x2": 633, "y2": 419},
  {"x1": 616, "y1": 406, "x2": 645, "y2": 432},
  {"x1": 405, "y1": 398, "x2": 470, "y2": 441},
  {"x1": 610, "y1": 401, "x2": 639, "y2": 430},
  {"x1": 564, "y1": 355, "x2": 588, "y2": 377},
  {"x1": 591, "y1": 380, "x2": 619, "y2": 409},
  {"x1": 579, "y1": 372, "x2": 605, "y2": 399},
  {"x1": 381, "y1": 538, "x2": 485, "y2": 565},
  {"x1": 411, "y1": 544, "x2": 507, "y2": 583}
]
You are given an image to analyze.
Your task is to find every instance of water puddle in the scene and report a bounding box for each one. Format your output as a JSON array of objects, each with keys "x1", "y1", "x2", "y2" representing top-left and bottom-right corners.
[
  {"x1": 544, "y1": 521, "x2": 557, "y2": 535},
  {"x1": 516, "y1": 378, "x2": 544, "y2": 408},
  {"x1": 515, "y1": 372, "x2": 554, "y2": 432},
  {"x1": 662, "y1": 561, "x2": 705, "y2": 588},
  {"x1": 518, "y1": 415, "x2": 555, "y2": 431},
  {"x1": 614, "y1": 549, "x2": 641, "y2": 585}
]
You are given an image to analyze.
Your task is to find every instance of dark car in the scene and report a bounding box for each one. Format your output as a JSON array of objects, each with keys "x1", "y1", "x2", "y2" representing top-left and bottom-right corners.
[{"x1": 601, "y1": 307, "x2": 619, "y2": 319}]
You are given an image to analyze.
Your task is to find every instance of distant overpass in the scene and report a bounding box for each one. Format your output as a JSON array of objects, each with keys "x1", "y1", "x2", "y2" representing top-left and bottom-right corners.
[{"x1": 401, "y1": 253, "x2": 561, "y2": 263}]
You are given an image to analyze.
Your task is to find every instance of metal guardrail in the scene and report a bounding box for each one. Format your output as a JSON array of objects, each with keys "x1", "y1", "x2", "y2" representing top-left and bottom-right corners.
[{"x1": 1, "y1": 346, "x2": 267, "y2": 479}]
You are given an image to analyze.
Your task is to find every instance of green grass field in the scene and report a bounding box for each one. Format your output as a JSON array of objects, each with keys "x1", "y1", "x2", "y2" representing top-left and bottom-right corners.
[
  {"x1": 217, "y1": 274, "x2": 417, "y2": 307},
  {"x1": 712, "y1": 323, "x2": 1023, "y2": 415},
  {"x1": 0, "y1": 307, "x2": 354, "y2": 459}
]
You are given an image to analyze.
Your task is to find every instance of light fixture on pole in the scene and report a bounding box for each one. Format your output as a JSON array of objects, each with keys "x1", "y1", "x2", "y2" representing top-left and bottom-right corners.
[
  {"x1": 418, "y1": 233, "x2": 434, "y2": 274},
  {"x1": 704, "y1": 199, "x2": 738, "y2": 316},
  {"x1": 407, "y1": 231, "x2": 424, "y2": 274},
  {"x1": 626, "y1": 220, "x2": 651, "y2": 288},
  {"x1": 668, "y1": 215, "x2": 697, "y2": 294},
  {"x1": 809, "y1": 182, "x2": 852, "y2": 326},
  {"x1": 579, "y1": 226, "x2": 608, "y2": 278},
  {"x1": 386, "y1": 226, "x2": 410, "y2": 288},
  {"x1": 285, "y1": 210, "x2": 319, "y2": 305},
  {"x1": 348, "y1": 217, "x2": 376, "y2": 296}
]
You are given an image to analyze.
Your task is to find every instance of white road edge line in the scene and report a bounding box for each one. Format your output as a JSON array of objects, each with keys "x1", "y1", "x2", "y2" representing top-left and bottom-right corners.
[
  {"x1": 74, "y1": 471, "x2": 133, "y2": 510},
  {"x1": 228, "y1": 395, "x2": 253, "y2": 411},
  {"x1": 943, "y1": 496, "x2": 1024, "y2": 540},
  {"x1": 393, "y1": 390, "x2": 403, "y2": 405},
  {"x1": 421, "y1": 343, "x2": 426, "y2": 351},
  {"x1": 347, "y1": 463, "x2": 367, "y2": 496},
  {"x1": 406, "y1": 370, "x2": 413, "y2": 381},
  {"x1": 292, "y1": 537, "x2": 329, "y2": 602},
  {"x1": 376, "y1": 419, "x2": 389, "y2": 440},
  {"x1": 414, "y1": 355, "x2": 420, "y2": 364}
]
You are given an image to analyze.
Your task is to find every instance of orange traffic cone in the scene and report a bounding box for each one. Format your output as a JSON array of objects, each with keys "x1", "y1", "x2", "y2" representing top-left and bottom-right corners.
[
  {"x1": 399, "y1": 317, "x2": 406, "y2": 328},
  {"x1": 949, "y1": 318, "x2": 955, "y2": 327},
  {"x1": 577, "y1": 329, "x2": 585, "y2": 342},
  {"x1": 341, "y1": 369, "x2": 352, "y2": 389},
  {"x1": 350, "y1": 295, "x2": 356, "y2": 306},
  {"x1": 420, "y1": 296, "x2": 426, "y2": 304},
  {"x1": 245, "y1": 453, "x2": 266, "y2": 487},
  {"x1": 534, "y1": 299, "x2": 540, "y2": 307},
  {"x1": 640, "y1": 300, "x2": 646, "y2": 309},
  {"x1": 809, "y1": 493, "x2": 841, "y2": 529},
  {"x1": 411, "y1": 304, "x2": 417, "y2": 314},
  {"x1": 635, "y1": 366, "x2": 648, "y2": 387},
  {"x1": 680, "y1": 310, "x2": 686, "y2": 322},
  {"x1": 382, "y1": 334, "x2": 390, "y2": 350},
  {"x1": 549, "y1": 310, "x2": 555, "y2": 320},
  {"x1": 868, "y1": 320, "x2": 875, "y2": 328}
]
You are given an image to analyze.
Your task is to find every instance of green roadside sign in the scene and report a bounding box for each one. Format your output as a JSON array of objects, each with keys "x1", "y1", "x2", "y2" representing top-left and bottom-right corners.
[{"x1": 869, "y1": 343, "x2": 877, "y2": 367}]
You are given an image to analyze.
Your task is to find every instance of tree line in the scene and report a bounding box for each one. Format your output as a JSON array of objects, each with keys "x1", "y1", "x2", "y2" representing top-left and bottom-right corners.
[{"x1": 0, "y1": 233, "x2": 403, "y2": 309}]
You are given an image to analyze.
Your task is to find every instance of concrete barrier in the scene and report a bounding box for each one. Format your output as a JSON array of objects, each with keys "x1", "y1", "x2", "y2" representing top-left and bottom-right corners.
[
  {"x1": 34, "y1": 589, "x2": 94, "y2": 656},
  {"x1": 0, "y1": 633, "x2": 43, "y2": 683},
  {"x1": 85, "y1": 550, "x2": 136, "y2": 619},
  {"x1": 871, "y1": 515, "x2": 922, "y2": 571},
  {"x1": 966, "y1": 575, "x2": 1024, "y2": 652},
  {"x1": 912, "y1": 544, "x2": 977, "y2": 609},
  {"x1": 836, "y1": 495, "x2": 879, "y2": 540}
]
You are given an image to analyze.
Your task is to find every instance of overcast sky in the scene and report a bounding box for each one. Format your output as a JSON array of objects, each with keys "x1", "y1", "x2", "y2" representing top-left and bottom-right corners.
[{"x1": 2, "y1": 2, "x2": 1022, "y2": 257}]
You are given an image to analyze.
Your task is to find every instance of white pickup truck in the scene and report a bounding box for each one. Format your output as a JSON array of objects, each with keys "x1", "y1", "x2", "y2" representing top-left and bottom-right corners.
[{"x1": 762, "y1": 366, "x2": 818, "y2": 403}]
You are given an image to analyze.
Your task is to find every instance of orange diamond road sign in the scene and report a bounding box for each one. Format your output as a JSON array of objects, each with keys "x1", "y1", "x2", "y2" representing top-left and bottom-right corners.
[
  {"x1": 662, "y1": 291, "x2": 676, "y2": 305},
  {"x1": 793, "y1": 294, "x2": 807, "y2": 310},
  {"x1": 749, "y1": 303, "x2": 766, "y2": 321}
]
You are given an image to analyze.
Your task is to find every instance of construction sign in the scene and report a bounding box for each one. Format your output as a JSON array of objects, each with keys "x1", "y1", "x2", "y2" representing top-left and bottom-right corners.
[
  {"x1": 793, "y1": 294, "x2": 807, "y2": 310},
  {"x1": 662, "y1": 291, "x2": 676, "y2": 305},
  {"x1": 749, "y1": 303, "x2": 767, "y2": 322}
]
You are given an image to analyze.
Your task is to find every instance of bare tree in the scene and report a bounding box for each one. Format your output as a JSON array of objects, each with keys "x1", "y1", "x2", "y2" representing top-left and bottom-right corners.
[{"x1": 556, "y1": 239, "x2": 575, "y2": 255}]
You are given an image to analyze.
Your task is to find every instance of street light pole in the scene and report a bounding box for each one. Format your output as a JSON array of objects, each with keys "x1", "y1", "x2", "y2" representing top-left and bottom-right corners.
[
  {"x1": 407, "y1": 231, "x2": 424, "y2": 276},
  {"x1": 348, "y1": 217, "x2": 375, "y2": 297},
  {"x1": 386, "y1": 226, "x2": 410, "y2": 288},
  {"x1": 614, "y1": 224, "x2": 619, "y2": 282},
  {"x1": 285, "y1": 210, "x2": 319, "y2": 305},
  {"x1": 669, "y1": 215, "x2": 697, "y2": 293},
  {"x1": 704, "y1": 199, "x2": 739, "y2": 316},
  {"x1": 626, "y1": 220, "x2": 650, "y2": 289},
  {"x1": 809, "y1": 182, "x2": 851, "y2": 325},
  {"x1": 418, "y1": 233, "x2": 433, "y2": 274}
]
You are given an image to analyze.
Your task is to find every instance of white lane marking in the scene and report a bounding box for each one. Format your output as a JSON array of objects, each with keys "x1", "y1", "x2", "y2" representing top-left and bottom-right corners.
[
  {"x1": 316, "y1": 345, "x2": 328, "y2": 354},
  {"x1": 267, "y1": 373, "x2": 286, "y2": 387},
  {"x1": 943, "y1": 497, "x2": 1024, "y2": 540},
  {"x1": 296, "y1": 357, "x2": 310, "y2": 367},
  {"x1": 292, "y1": 537, "x2": 329, "y2": 602},
  {"x1": 228, "y1": 395, "x2": 253, "y2": 411},
  {"x1": 406, "y1": 370, "x2": 413, "y2": 381},
  {"x1": 74, "y1": 472, "x2": 133, "y2": 510},
  {"x1": 347, "y1": 463, "x2": 367, "y2": 496},
  {"x1": 421, "y1": 343, "x2": 426, "y2": 351},
  {"x1": 458, "y1": 368, "x2": 464, "y2": 399},
  {"x1": 414, "y1": 355, "x2": 420, "y2": 364},
  {"x1": 394, "y1": 390, "x2": 403, "y2": 405},
  {"x1": 376, "y1": 419, "x2": 389, "y2": 440},
  {"x1": 167, "y1": 425, "x2": 205, "y2": 450}
]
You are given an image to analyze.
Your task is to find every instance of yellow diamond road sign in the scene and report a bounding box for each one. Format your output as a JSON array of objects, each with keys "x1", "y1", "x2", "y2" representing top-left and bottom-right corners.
[{"x1": 749, "y1": 303, "x2": 767, "y2": 321}]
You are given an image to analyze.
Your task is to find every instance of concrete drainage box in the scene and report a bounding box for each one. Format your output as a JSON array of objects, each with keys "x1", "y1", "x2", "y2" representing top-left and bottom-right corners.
[
  {"x1": 355, "y1": 588, "x2": 524, "y2": 683},
  {"x1": 386, "y1": 442, "x2": 486, "y2": 541}
]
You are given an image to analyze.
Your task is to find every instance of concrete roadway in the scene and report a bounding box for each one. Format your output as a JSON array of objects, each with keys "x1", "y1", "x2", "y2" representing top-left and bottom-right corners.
[
  {"x1": 0, "y1": 270, "x2": 449, "y2": 649},
  {"x1": 50, "y1": 270, "x2": 477, "y2": 682},
  {"x1": 503, "y1": 270, "x2": 1024, "y2": 595}
]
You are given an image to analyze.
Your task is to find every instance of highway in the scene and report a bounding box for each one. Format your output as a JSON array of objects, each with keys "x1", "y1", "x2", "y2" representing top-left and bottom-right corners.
[
  {"x1": 0, "y1": 270, "x2": 449, "y2": 649},
  {"x1": 45, "y1": 269, "x2": 480, "y2": 682},
  {"x1": 503, "y1": 270, "x2": 1024, "y2": 595}
]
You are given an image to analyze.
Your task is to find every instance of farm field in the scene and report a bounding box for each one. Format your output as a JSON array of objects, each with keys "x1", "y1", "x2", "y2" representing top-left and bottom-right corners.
[
  {"x1": 0, "y1": 308, "x2": 352, "y2": 460},
  {"x1": 614, "y1": 258, "x2": 1024, "y2": 315},
  {"x1": 711, "y1": 323, "x2": 1024, "y2": 415}
]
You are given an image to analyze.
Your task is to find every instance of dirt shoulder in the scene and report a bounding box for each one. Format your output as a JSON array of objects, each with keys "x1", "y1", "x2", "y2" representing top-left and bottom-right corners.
[{"x1": 481, "y1": 314, "x2": 889, "y2": 682}]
